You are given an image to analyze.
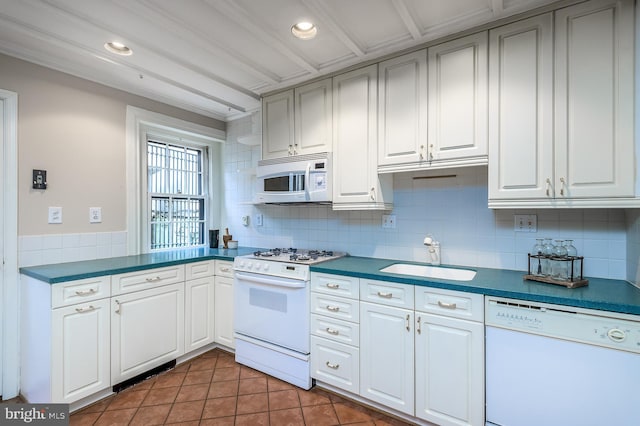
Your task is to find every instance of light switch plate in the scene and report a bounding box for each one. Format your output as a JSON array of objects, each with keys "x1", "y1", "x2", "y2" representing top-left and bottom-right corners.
[
  {"x1": 255, "y1": 214, "x2": 263, "y2": 227},
  {"x1": 89, "y1": 207, "x2": 102, "y2": 223},
  {"x1": 382, "y1": 214, "x2": 396, "y2": 229},
  {"x1": 48, "y1": 207, "x2": 62, "y2": 224},
  {"x1": 514, "y1": 214, "x2": 537, "y2": 232}
]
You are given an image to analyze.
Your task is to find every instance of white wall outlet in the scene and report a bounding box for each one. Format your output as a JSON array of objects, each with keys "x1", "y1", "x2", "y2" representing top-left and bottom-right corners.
[
  {"x1": 48, "y1": 207, "x2": 62, "y2": 224},
  {"x1": 382, "y1": 214, "x2": 396, "y2": 229},
  {"x1": 255, "y1": 213, "x2": 263, "y2": 227},
  {"x1": 89, "y1": 207, "x2": 102, "y2": 223},
  {"x1": 241, "y1": 215, "x2": 250, "y2": 226},
  {"x1": 514, "y1": 214, "x2": 537, "y2": 232}
]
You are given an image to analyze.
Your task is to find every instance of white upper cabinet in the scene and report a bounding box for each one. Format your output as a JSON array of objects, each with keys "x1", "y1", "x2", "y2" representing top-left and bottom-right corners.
[
  {"x1": 378, "y1": 50, "x2": 428, "y2": 168},
  {"x1": 262, "y1": 90, "x2": 294, "y2": 159},
  {"x1": 295, "y1": 78, "x2": 333, "y2": 155},
  {"x1": 488, "y1": 13, "x2": 554, "y2": 202},
  {"x1": 427, "y1": 32, "x2": 488, "y2": 165},
  {"x1": 554, "y1": 0, "x2": 635, "y2": 200},
  {"x1": 333, "y1": 65, "x2": 393, "y2": 210},
  {"x1": 489, "y1": 0, "x2": 636, "y2": 207},
  {"x1": 262, "y1": 79, "x2": 332, "y2": 160}
]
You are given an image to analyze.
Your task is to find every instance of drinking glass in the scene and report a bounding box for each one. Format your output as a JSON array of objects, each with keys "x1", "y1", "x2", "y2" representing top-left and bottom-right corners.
[
  {"x1": 552, "y1": 240, "x2": 568, "y2": 280},
  {"x1": 542, "y1": 238, "x2": 554, "y2": 276},
  {"x1": 564, "y1": 240, "x2": 579, "y2": 280}
]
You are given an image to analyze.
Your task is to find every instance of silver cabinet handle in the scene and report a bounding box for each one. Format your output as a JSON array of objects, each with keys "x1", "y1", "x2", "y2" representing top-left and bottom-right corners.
[
  {"x1": 145, "y1": 276, "x2": 162, "y2": 282},
  {"x1": 377, "y1": 291, "x2": 393, "y2": 299},
  {"x1": 370, "y1": 187, "x2": 376, "y2": 201},
  {"x1": 75, "y1": 305, "x2": 95, "y2": 313},
  {"x1": 559, "y1": 177, "x2": 566, "y2": 196},
  {"x1": 326, "y1": 283, "x2": 340, "y2": 289},
  {"x1": 326, "y1": 305, "x2": 340, "y2": 312},
  {"x1": 546, "y1": 178, "x2": 552, "y2": 197},
  {"x1": 419, "y1": 144, "x2": 425, "y2": 160},
  {"x1": 416, "y1": 316, "x2": 421, "y2": 334},
  {"x1": 437, "y1": 301, "x2": 457, "y2": 309},
  {"x1": 429, "y1": 144, "x2": 434, "y2": 160},
  {"x1": 220, "y1": 267, "x2": 231, "y2": 273},
  {"x1": 75, "y1": 288, "x2": 97, "y2": 296},
  {"x1": 326, "y1": 361, "x2": 340, "y2": 369},
  {"x1": 326, "y1": 327, "x2": 339, "y2": 335},
  {"x1": 405, "y1": 314, "x2": 410, "y2": 331},
  {"x1": 115, "y1": 299, "x2": 121, "y2": 314}
]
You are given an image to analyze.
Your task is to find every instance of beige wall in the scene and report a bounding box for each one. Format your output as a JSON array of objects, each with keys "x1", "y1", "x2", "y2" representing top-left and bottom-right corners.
[{"x1": 0, "y1": 53, "x2": 225, "y2": 236}]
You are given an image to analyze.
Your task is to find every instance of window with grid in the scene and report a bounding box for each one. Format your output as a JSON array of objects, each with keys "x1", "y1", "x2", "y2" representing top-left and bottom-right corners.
[{"x1": 147, "y1": 140, "x2": 207, "y2": 250}]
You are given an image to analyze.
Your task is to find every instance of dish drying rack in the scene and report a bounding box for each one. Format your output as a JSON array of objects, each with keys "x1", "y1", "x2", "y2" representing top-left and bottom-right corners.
[{"x1": 524, "y1": 253, "x2": 589, "y2": 289}]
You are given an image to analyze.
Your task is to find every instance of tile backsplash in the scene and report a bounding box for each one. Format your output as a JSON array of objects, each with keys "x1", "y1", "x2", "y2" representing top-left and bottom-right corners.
[
  {"x1": 224, "y1": 115, "x2": 630, "y2": 281},
  {"x1": 19, "y1": 231, "x2": 127, "y2": 267}
]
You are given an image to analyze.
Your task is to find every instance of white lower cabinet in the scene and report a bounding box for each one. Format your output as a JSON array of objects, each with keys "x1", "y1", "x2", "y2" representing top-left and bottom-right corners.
[
  {"x1": 185, "y1": 276, "x2": 215, "y2": 352},
  {"x1": 360, "y1": 302, "x2": 414, "y2": 415},
  {"x1": 214, "y1": 260, "x2": 235, "y2": 349},
  {"x1": 111, "y1": 282, "x2": 185, "y2": 384},
  {"x1": 415, "y1": 287, "x2": 485, "y2": 426},
  {"x1": 311, "y1": 274, "x2": 486, "y2": 425}
]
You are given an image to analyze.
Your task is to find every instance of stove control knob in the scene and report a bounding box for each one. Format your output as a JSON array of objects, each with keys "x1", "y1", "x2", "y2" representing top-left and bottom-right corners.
[
  {"x1": 247, "y1": 262, "x2": 254, "y2": 270},
  {"x1": 238, "y1": 261, "x2": 245, "y2": 268},
  {"x1": 263, "y1": 263, "x2": 270, "y2": 271}
]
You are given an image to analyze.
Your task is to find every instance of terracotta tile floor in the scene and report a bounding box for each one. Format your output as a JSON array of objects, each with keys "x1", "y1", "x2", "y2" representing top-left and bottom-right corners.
[{"x1": 70, "y1": 348, "x2": 414, "y2": 425}]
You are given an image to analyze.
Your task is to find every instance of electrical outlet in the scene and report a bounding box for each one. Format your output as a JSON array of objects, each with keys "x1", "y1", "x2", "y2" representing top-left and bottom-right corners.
[
  {"x1": 514, "y1": 214, "x2": 537, "y2": 232},
  {"x1": 241, "y1": 215, "x2": 250, "y2": 226},
  {"x1": 89, "y1": 207, "x2": 102, "y2": 223},
  {"x1": 382, "y1": 214, "x2": 396, "y2": 229},
  {"x1": 255, "y1": 213, "x2": 263, "y2": 227}
]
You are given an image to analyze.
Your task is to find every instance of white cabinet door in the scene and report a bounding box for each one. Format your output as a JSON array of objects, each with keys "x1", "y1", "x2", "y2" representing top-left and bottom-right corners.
[
  {"x1": 415, "y1": 312, "x2": 484, "y2": 426},
  {"x1": 214, "y1": 275, "x2": 235, "y2": 349},
  {"x1": 111, "y1": 283, "x2": 184, "y2": 384},
  {"x1": 359, "y1": 302, "x2": 414, "y2": 415},
  {"x1": 295, "y1": 78, "x2": 332, "y2": 156},
  {"x1": 488, "y1": 13, "x2": 554, "y2": 201},
  {"x1": 333, "y1": 65, "x2": 393, "y2": 209},
  {"x1": 554, "y1": 0, "x2": 634, "y2": 199},
  {"x1": 52, "y1": 298, "x2": 110, "y2": 403},
  {"x1": 185, "y1": 276, "x2": 215, "y2": 353},
  {"x1": 428, "y1": 32, "x2": 488, "y2": 163},
  {"x1": 378, "y1": 50, "x2": 427, "y2": 168},
  {"x1": 262, "y1": 90, "x2": 294, "y2": 160}
]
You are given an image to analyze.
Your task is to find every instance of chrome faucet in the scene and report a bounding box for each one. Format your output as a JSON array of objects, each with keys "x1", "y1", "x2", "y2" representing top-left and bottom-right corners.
[{"x1": 423, "y1": 234, "x2": 441, "y2": 266}]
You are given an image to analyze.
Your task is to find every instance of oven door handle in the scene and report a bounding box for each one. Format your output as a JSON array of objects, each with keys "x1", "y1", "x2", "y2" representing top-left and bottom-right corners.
[{"x1": 235, "y1": 271, "x2": 307, "y2": 289}]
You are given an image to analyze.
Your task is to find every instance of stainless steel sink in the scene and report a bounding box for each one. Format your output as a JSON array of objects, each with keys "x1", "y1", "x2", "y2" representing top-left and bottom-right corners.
[{"x1": 379, "y1": 263, "x2": 477, "y2": 281}]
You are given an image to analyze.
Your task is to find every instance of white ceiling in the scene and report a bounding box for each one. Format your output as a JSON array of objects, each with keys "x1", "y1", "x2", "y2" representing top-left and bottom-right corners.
[{"x1": 0, "y1": 0, "x2": 560, "y2": 121}]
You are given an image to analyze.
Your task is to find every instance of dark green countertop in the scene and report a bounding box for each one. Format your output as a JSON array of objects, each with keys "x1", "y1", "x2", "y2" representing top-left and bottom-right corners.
[
  {"x1": 310, "y1": 256, "x2": 640, "y2": 316},
  {"x1": 19, "y1": 247, "x2": 262, "y2": 284}
]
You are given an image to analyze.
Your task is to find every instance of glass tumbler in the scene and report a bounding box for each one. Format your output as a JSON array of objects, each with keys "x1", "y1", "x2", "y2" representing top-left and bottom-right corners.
[
  {"x1": 552, "y1": 240, "x2": 568, "y2": 280},
  {"x1": 532, "y1": 238, "x2": 545, "y2": 276},
  {"x1": 564, "y1": 240, "x2": 579, "y2": 280},
  {"x1": 542, "y1": 238, "x2": 554, "y2": 276}
]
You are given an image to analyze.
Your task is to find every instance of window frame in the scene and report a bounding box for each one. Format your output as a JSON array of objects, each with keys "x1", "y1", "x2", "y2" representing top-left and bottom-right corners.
[
  {"x1": 126, "y1": 106, "x2": 225, "y2": 255},
  {"x1": 145, "y1": 136, "x2": 208, "y2": 251}
]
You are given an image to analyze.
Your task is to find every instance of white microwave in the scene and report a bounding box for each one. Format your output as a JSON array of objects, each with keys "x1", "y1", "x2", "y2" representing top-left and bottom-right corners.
[{"x1": 255, "y1": 152, "x2": 332, "y2": 204}]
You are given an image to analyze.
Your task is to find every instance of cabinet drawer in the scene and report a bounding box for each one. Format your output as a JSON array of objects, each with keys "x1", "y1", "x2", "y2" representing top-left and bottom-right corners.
[
  {"x1": 311, "y1": 314, "x2": 359, "y2": 346},
  {"x1": 112, "y1": 265, "x2": 185, "y2": 295},
  {"x1": 186, "y1": 260, "x2": 215, "y2": 280},
  {"x1": 415, "y1": 286, "x2": 483, "y2": 322},
  {"x1": 52, "y1": 276, "x2": 111, "y2": 308},
  {"x1": 215, "y1": 260, "x2": 234, "y2": 278},
  {"x1": 360, "y1": 279, "x2": 414, "y2": 309},
  {"x1": 311, "y1": 293, "x2": 359, "y2": 323},
  {"x1": 311, "y1": 273, "x2": 359, "y2": 299},
  {"x1": 311, "y1": 336, "x2": 359, "y2": 394}
]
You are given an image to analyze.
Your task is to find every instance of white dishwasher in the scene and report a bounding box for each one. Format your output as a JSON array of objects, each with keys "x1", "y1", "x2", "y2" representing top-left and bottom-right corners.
[{"x1": 485, "y1": 297, "x2": 640, "y2": 426}]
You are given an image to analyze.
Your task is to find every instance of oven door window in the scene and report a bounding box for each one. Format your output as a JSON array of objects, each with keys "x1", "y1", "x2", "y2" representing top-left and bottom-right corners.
[{"x1": 263, "y1": 173, "x2": 305, "y2": 192}]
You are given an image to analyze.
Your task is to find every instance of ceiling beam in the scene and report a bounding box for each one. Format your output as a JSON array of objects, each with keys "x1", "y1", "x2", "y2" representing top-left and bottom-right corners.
[
  {"x1": 206, "y1": 0, "x2": 320, "y2": 76},
  {"x1": 392, "y1": 0, "x2": 422, "y2": 40},
  {"x1": 301, "y1": 0, "x2": 365, "y2": 57}
]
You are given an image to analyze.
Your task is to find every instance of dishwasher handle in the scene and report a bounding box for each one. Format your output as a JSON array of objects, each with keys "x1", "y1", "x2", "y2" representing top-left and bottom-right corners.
[{"x1": 235, "y1": 271, "x2": 307, "y2": 289}]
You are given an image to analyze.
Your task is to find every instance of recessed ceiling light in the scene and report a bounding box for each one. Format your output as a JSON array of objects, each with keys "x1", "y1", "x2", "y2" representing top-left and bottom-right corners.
[
  {"x1": 291, "y1": 22, "x2": 317, "y2": 40},
  {"x1": 104, "y1": 41, "x2": 132, "y2": 56}
]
